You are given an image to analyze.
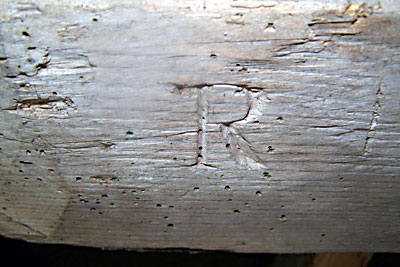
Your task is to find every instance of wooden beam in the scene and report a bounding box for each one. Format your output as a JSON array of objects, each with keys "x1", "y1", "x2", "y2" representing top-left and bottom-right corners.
[{"x1": 0, "y1": 0, "x2": 399, "y2": 253}]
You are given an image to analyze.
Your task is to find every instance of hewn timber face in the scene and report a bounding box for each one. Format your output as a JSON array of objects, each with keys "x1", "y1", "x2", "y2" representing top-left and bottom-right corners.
[{"x1": 0, "y1": 0, "x2": 399, "y2": 253}]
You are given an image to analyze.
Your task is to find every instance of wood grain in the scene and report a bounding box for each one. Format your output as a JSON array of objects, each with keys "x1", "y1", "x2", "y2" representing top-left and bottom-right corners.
[{"x1": 0, "y1": 0, "x2": 399, "y2": 252}]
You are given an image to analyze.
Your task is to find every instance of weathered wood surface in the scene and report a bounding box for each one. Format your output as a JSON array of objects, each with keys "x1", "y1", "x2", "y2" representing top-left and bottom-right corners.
[{"x1": 0, "y1": 0, "x2": 399, "y2": 253}]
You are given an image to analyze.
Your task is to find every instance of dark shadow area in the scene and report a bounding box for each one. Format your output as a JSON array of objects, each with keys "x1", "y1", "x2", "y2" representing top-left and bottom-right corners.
[
  {"x1": 0, "y1": 236, "x2": 399, "y2": 267},
  {"x1": 368, "y1": 253, "x2": 400, "y2": 267},
  {"x1": 0, "y1": 236, "x2": 292, "y2": 267}
]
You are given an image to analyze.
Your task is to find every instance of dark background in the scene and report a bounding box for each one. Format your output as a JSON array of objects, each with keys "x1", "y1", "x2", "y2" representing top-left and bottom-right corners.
[{"x1": 0, "y1": 236, "x2": 399, "y2": 267}]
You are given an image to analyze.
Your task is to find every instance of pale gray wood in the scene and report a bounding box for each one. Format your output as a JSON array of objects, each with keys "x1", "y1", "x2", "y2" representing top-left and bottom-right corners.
[{"x1": 0, "y1": 0, "x2": 399, "y2": 252}]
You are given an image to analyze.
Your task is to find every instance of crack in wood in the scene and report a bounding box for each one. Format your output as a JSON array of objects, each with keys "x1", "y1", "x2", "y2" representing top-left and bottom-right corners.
[
  {"x1": 89, "y1": 175, "x2": 119, "y2": 182},
  {"x1": 274, "y1": 39, "x2": 329, "y2": 58},
  {"x1": 14, "y1": 2, "x2": 42, "y2": 14},
  {"x1": 231, "y1": 1, "x2": 275, "y2": 9},
  {"x1": 308, "y1": 2, "x2": 378, "y2": 26},
  {"x1": 362, "y1": 83, "x2": 383, "y2": 156},
  {"x1": 172, "y1": 82, "x2": 263, "y2": 91},
  {"x1": 276, "y1": 5, "x2": 379, "y2": 59},
  {"x1": 308, "y1": 18, "x2": 359, "y2": 26},
  {"x1": 0, "y1": 210, "x2": 47, "y2": 238},
  {"x1": 1, "y1": 96, "x2": 73, "y2": 111}
]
